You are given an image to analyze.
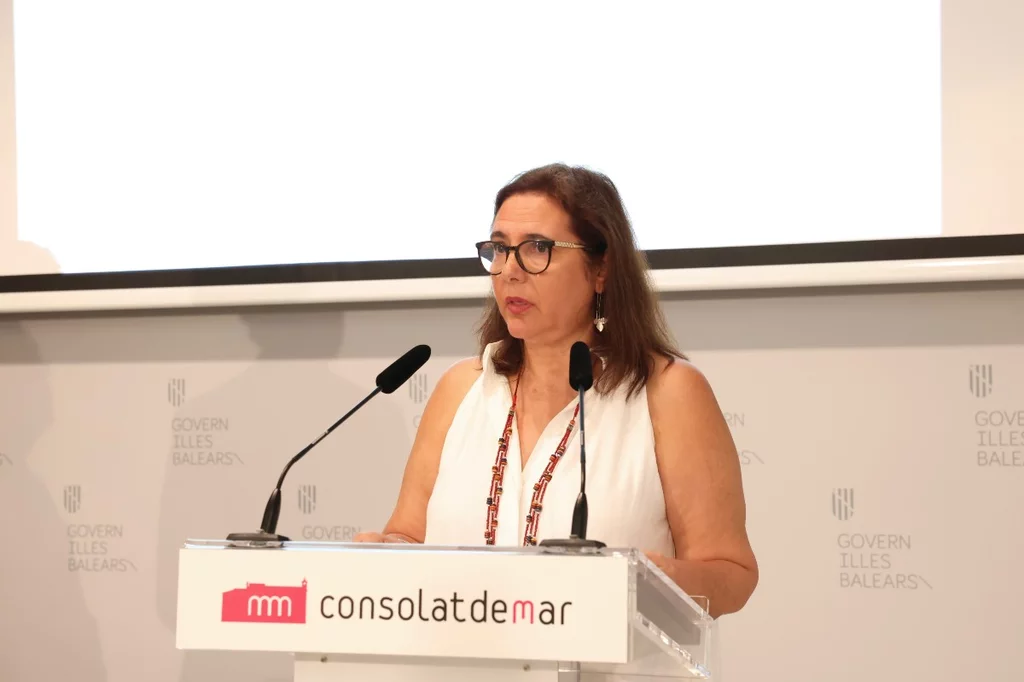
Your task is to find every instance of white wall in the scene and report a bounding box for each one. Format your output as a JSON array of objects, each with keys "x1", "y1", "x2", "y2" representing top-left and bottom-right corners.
[{"x1": 2, "y1": 284, "x2": 1024, "y2": 681}]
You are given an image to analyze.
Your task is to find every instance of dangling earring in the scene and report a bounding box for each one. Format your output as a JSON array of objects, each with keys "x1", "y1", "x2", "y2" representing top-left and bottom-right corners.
[{"x1": 594, "y1": 292, "x2": 607, "y2": 332}]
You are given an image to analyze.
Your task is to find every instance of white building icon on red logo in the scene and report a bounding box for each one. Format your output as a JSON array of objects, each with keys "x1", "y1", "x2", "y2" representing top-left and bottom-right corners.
[{"x1": 221, "y1": 580, "x2": 308, "y2": 624}]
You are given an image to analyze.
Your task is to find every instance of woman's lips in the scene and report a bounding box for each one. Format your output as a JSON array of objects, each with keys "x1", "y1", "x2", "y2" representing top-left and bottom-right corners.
[{"x1": 505, "y1": 297, "x2": 532, "y2": 314}]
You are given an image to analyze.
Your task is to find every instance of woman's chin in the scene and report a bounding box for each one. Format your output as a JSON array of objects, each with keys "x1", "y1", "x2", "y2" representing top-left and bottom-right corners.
[{"x1": 503, "y1": 319, "x2": 530, "y2": 340}]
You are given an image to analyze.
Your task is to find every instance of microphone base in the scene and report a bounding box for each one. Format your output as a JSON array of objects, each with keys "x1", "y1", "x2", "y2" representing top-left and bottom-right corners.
[
  {"x1": 538, "y1": 536, "x2": 607, "y2": 551},
  {"x1": 225, "y1": 531, "x2": 291, "y2": 544}
]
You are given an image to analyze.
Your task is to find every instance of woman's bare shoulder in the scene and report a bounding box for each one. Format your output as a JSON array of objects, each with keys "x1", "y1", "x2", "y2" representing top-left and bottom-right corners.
[
  {"x1": 425, "y1": 356, "x2": 485, "y2": 416},
  {"x1": 439, "y1": 355, "x2": 484, "y2": 392},
  {"x1": 645, "y1": 351, "x2": 705, "y2": 395}
]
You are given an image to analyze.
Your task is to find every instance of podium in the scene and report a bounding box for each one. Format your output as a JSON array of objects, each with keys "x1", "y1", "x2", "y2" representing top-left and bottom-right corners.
[{"x1": 176, "y1": 539, "x2": 715, "y2": 681}]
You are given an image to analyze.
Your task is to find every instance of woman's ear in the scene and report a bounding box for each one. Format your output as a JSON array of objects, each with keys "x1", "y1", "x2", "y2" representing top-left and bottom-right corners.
[{"x1": 593, "y1": 253, "x2": 608, "y2": 293}]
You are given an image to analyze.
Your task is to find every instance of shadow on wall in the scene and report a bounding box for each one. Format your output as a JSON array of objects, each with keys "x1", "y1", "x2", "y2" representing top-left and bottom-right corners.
[
  {"x1": 0, "y1": 300, "x2": 486, "y2": 364},
  {"x1": 0, "y1": 238, "x2": 61, "y2": 276},
  {"x1": 154, "y1": 310, "x2": 414, "y2": 682},
  {"x1": 0, "y1": 321, "x2": 108, "y2": 681}
]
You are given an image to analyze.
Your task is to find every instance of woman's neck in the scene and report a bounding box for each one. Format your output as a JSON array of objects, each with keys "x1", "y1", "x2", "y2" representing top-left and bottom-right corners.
[{"x1": 519, "y1": 334, "x2": 593, "y2": 403}]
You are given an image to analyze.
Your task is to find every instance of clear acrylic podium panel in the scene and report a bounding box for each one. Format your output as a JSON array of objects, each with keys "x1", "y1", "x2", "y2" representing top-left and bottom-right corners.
[{"x1": 180, "y1": 539, "x2": 715, "y2": 680}]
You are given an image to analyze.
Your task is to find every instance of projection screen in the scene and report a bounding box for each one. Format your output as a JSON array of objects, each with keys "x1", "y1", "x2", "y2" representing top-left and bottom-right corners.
[{"x1": 1, "y1": 0, "x2": 1022, "y2": 312}]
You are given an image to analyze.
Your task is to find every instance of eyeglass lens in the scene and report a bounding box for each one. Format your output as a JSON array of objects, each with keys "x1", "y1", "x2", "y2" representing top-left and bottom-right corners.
[{"x1": 478, "y1": 241, "x2": 552, "y2": 274}]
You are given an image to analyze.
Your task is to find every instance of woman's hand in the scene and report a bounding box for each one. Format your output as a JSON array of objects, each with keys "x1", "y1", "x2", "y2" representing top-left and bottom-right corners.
[{"x1": 645, "y1": 550, "x2": 671, "y2": 572}]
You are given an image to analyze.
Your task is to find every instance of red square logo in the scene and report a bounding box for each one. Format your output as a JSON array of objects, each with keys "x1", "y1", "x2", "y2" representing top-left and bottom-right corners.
[{"x1": 221, "y1": 579, "x2": 307, "y2": 623}]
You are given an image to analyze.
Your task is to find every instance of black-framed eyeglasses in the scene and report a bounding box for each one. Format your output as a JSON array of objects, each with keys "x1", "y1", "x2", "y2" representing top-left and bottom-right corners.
[{"x1": 475, "y1": 239, "x2": 590, "y2": 275}]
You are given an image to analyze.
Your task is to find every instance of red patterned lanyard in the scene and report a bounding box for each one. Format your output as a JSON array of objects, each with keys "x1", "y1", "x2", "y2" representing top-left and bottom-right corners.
[{"x1": 484, "y1": 373, "x2": 581, "y2": 546}]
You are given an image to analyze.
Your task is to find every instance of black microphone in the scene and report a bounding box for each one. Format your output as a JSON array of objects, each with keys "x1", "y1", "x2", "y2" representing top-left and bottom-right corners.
[
  {"x1": 540, "y1": 341, "x2": 606, "y2": 551},
  {"x1": 226, "y1": 344, "x2": 431, "y2": 544}
]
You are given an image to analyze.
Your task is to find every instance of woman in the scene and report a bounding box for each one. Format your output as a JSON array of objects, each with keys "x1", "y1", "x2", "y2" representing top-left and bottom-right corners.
[{"x1": 356, "y1": 163, "x2": 758, "y2": 618}]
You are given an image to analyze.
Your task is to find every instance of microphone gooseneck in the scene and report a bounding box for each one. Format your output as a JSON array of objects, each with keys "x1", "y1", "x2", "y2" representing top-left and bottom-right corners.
[
  {"x1": 226, "y1": 344, "x2": 432, "y2": 544},
  {"x1": 568, "y1": 382, "x2": 589, "y2": 539},
  {"x1": 540, "y1": 340, "x2": 606, "y2": 552}
]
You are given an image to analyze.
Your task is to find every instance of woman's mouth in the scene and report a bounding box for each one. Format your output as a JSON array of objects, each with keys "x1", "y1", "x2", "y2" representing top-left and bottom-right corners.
[{"x1": 505, "y1": 297, "x2": 532, "y2": 314}]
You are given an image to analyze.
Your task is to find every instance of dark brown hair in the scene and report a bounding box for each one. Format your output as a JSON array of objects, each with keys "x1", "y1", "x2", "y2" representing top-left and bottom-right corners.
[{"x1": 476, "y1": 163, "x2": 683, "y2": 397}]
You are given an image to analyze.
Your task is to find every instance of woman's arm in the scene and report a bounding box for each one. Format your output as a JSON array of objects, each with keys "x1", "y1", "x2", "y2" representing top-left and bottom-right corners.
[
  {"x1": 354, "y1": 357, "x2": 481, "y2": 544},
  {"x1": 646, "y1": 357, "x2": 759, "y2": 618}
]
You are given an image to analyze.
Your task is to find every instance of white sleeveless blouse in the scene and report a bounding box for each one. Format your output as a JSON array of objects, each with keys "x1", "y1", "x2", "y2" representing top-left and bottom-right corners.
[{"x1": 424, "y1": 342, "x2": 676, "y2": 556}]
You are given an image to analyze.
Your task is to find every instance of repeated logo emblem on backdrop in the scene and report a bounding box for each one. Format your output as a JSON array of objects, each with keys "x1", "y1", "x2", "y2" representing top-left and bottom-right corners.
[
  {"x1": 832, "y1": 487, "x2": 931, "y2": 590},
  {"x1": 63, "y1": 484, "x2": 82, "y2": 514},
  {"x1": 968, "y1": 362, "x2": 1024, "y2": 470},
  {"x1": 167, "y1": 375, "x2": 243, "y2": 467},
  {"x1": 410, "y1": 372, "x2": 429, "y2": 429},
  {"x1": 408, "y1": 373, "x2": 428, "y2": 404},
  {"x1": 297, "y1": 481, "x2": 361, "y2": 541},
  {"x1": 168, "y1": 378, "x2": 187, "y2": 407},
  {"x1": 831, "y1": 488, "x2": 854, "y2": 521},
  {"x1": 298, "y1": 484, "x2": 317, "y2": 515},
  {"x1": 62, "y1": 483, "x2": 138, "y2": 573},
  {"x1": 969, "y1": 364, "x2": 993, "y2": 398}
]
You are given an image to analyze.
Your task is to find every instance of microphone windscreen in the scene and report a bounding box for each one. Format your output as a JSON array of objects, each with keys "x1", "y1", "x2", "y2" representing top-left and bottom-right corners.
[
  {"x1": 569, "y1": 341, "x2": 593, "y2": 391},
  {"x1": 376, "y1": 344, "x2": 432, "y2": 394}
]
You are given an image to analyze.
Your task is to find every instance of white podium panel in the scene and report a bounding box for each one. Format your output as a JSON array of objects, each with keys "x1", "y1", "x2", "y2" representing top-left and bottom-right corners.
[{"x1": 176, "y1": 540, "x2": 713, "y2": 681}]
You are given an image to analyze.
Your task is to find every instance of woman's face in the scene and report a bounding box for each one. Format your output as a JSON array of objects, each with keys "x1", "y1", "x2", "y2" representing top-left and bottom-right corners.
[{"x1": 487, "y1": 192, "x2": 604, "y2": 347}]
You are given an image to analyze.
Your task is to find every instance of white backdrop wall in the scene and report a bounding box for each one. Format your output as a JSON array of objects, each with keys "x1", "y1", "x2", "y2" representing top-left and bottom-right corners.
[{"x1": 2, "y1": 284, "x2": 1023, "y2": 681}]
